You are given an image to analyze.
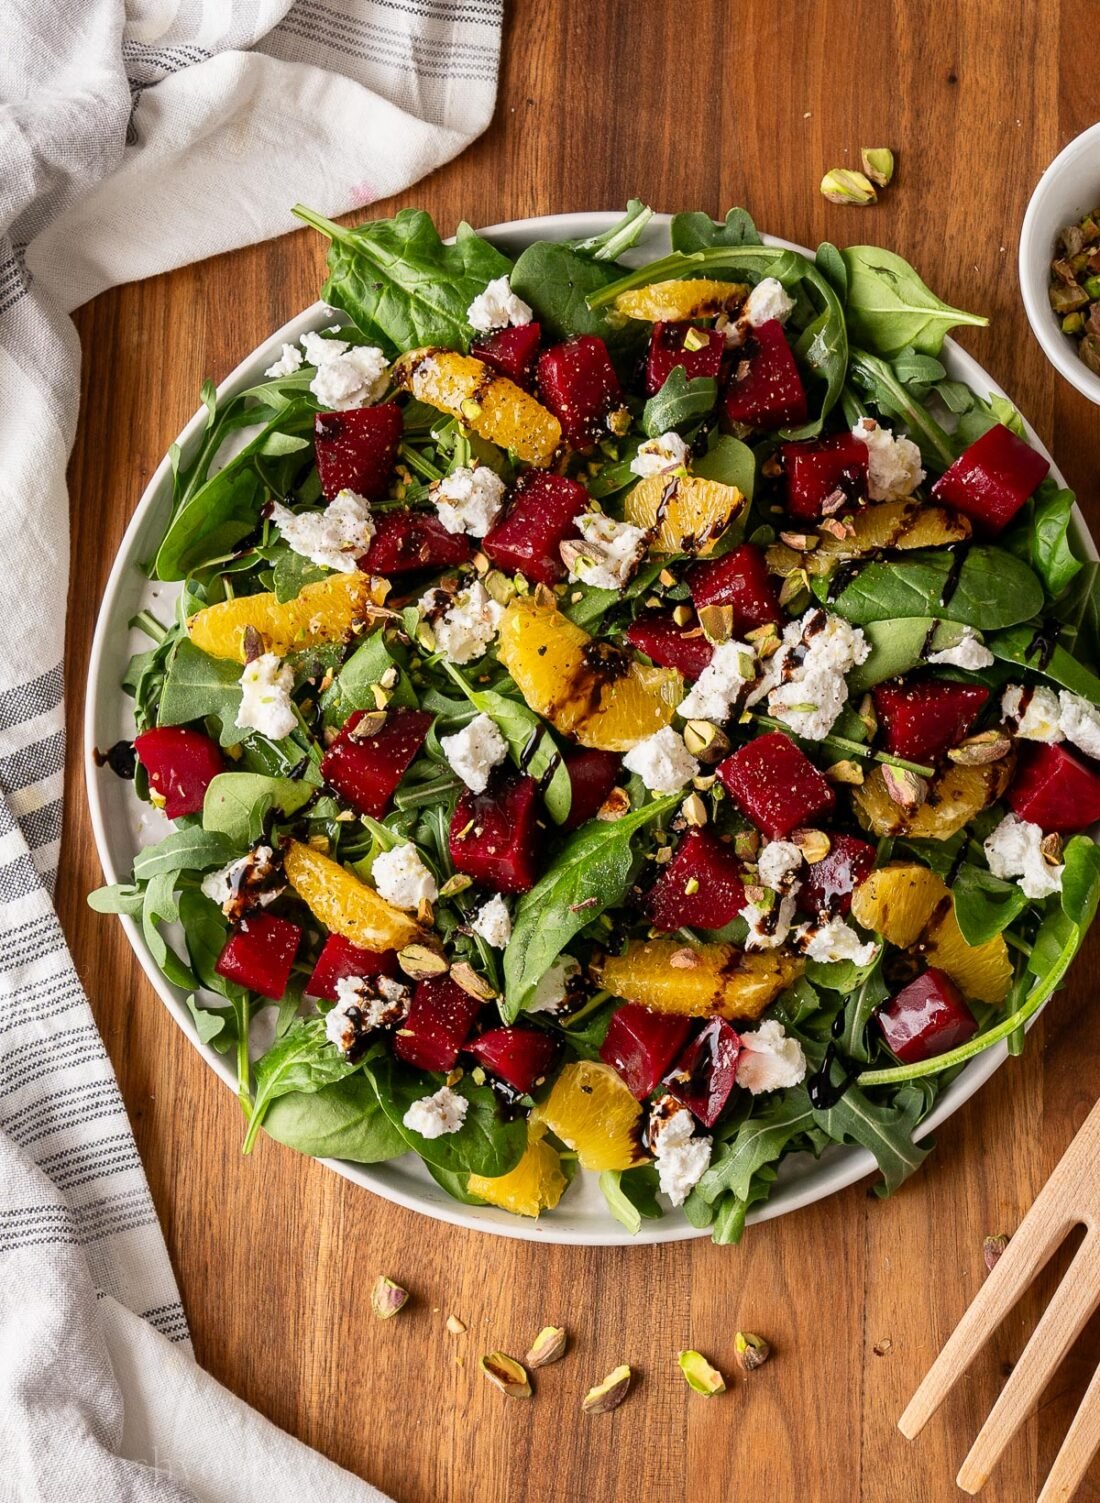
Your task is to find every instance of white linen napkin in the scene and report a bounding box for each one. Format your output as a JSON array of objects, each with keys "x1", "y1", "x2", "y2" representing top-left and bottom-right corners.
[{"x1": 0, "y1": 3, "x2": 500, "y2": 1497}]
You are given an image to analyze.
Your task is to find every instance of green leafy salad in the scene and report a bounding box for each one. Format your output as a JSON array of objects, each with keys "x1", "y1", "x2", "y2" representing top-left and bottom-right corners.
[{"x1": 91, "y1": 201, "x2": 1100, "y2": 1242}]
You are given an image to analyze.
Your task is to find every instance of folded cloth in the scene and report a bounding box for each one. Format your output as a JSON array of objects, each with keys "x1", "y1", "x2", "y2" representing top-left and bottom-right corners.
[{"x1": 0, "y1": 2, "x2": 500, "y2": 1497}]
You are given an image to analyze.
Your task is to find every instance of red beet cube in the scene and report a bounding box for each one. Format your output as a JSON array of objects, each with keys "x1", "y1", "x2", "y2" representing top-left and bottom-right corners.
[
  {"x1": 466, "y1": 1026, "x2": 561, "y2": 1094},
  {"x1": 645, "y1": 321, "x2": 725, "y2": 397},
  {"x1": 931, "y1": 423, "x2": 1050, "y2": 533},
  {"x1": 718, "y1": 732, "x2": 835, "y2": 840},
  {"x1": 600, "y1": 1004, "x2": 692, "y2": 1100},
  {"x1": 449, "y1": 772, "x2": 541, "y2": 892},
  {"x1": 873, "y1": 681, "x2": 990, "y2": 766},
  {"x1": 305, "y1": 934, "x2": 398, "y2": 1001},
  {"x1": 360, "y1": 510, "x2": 472, "y2": 574},
  {"x1": 321, "y1": 707, "x2": 431, "y2": 818},
  {"x1": 1007, "y1": 741, "x2": 1100, "y2": 833},
  {"x1": 878, "y1": 968, "x2": 977, "y2": 1064},
  {"x1": 782, "y1": 433, "x2": 869, "y2": 521},
  {"x1": 722, "y1": 319, "x2": 808, "y2": 430},
  {"x1": 688, "y1": 543, "x2": 781, "y2": 632},
  {"x1": 562, "y1": 748, "x2": 621, "y2": 830},
  {"x1": 215, "y1": 913, "x2": 301, "y2": 1000},
  {"x1": 626, "y1": 612, "x2": 714, "y2": 679},
  {"x1": 394, "y1": 975, "x2": 482, "y2": 1074},
  {"x1": 537, "y1": 336, "x2": 622, "y2": 447},
  {"x1": 797, "y1": 833, "x2": 877, "y2": 918},
  {"x1": 472, "y1": 322, "x2": 542, "y2": 388},
  {"x1": 642, "y1": 828, "x2": 747, "y2": 932},
  {"x1": 314, "y1": 405, "x2": 402, "y2": 501},
  {"x1": 483, "y1": 471, "x2": 588, "y2": 585},
  {"x1": 664, "y1": 1018, "x2": 741, "y2": 1128},
  {"x1": 134, "y1": 727, "x2": 225, "y2": 819}
]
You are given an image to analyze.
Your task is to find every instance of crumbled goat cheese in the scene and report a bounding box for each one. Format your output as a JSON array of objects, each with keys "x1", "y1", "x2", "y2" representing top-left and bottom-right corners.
[
  {"x1": 622, "y1": 726, "x2": 700, "y2": 793},
  {"x1": 526, "y1": 955, "x2": 579, "y2": 1014},
  {"x1": 798, "y1": 916, "x2": 878, "y2": 967},
  {"x1": 433, "y1": 465, "x2": 506, "y2": 537},
  {"x1": 1059, "y1": 691, "x2": 1100, "y2": 760},
  {"x1": 471, "y1": 893, "x2": 512, "y2": 949},
  {"x1": 752, "y1": 607, "x2": 869, "y2": 741},
  {"x1": 735, "y1": 1019, "x2": 808, "y2": 1095},
  {"x1": 402, "y1": 1086, "x2": 469, "y2": 1139},
  {"x1": 928, "y1": 627, "x2": 995, "y2": 670},
  {"x1": 371, "y1": 842, "x2": 438, "y2": 910},
  {"x1": 466, "y1": 276, "x2": 533, "y2": 334},
  {"x1": 269, "y1": 489, "x2": 374, "y2": 573},
  {"x1": 742, "y1": 890, "x2": 800, "y2": 951},
  {"x1": 629, "y1": 430, "x2": 692, "y2": 477},
  {"x1": 421, "y1": 580, "x2": 504, "y2": 664},
  {"x1": 562, "y1": 512, "x2": 650, "y2": 591},
  {"x1": 237, "y1": 653, "x2": 296, "y2": 739},
  {"x1": 1002, "y1": 684, "x2": 1063, "y2": 742},
  {"x1": 201, "y1": 845, "x2": 283, "y2": 917},
  {"x1": 851, "y1": 417, "x2": 925, "y2": 501},
  {"x1": 718, "y1": 277, "x2": 795, "y2": 347},
  {"x1": 440, "y1": 712, "x2": 508, "y2": 794},
  {"x1": 651, "y1": 1107, "x2": 713, "y2": 1206},
  {"x1": 301, "y1": 331, "x2": 389, "y2": 410},
  {"x1": 984, "y1": 813, "x2": 1064, "y2": 900},
  {"x1": 329, "y1": 975, "x2": 411, "y2": 1042},
  {"x1": 677, "y1": 639, "x2": 757, "y2": 723},
  {"x1": 756, "y1": 840, "x2": 804, "y2": 892},
  {"x1": 264, "y1": 342, "x2": 304, "y2": 378}
]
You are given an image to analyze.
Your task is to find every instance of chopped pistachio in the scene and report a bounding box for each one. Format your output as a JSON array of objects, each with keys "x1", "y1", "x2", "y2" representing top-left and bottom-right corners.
[
  {"x1": 698, "y1": 603, "x2": 734, "y2": 645},
  {"x1": 597, "y1": 786, "x2": 632, "y2": 822},
  {"x1": 480, "y1": 1351, "x2": 532, "y2": 1398},
  {"x1": 733, "y1": 829, "x2": 760, "y2": 860},
  {"x1": 398, "y1": 943, "x2": 450, "y2": 980},
  {"x1": 793, "y1": 828, "x2": 831, "y2": 864},
  {"x1": 348, "y1": 708, "x2": 387, "y2": 740},
  {"x1": 983, "y1": 1233, "x2": 1010, "y2": 1273},
  {"x1": 678, "y1": 1350, "x2": 726, "y2": 1396},
  {"x1": 370, "y1": 1276, "x2": 409, "y2": 1320},
  {"x1": 672, "y1": 603, "x2": 694, "y2": 627},
  {"x1": 881, "y1": 765, "x2": 927, "y2": 812},
  {"x1": 684, "y1": 876, "x2": 701, "y2": 895},
  {"x1": 860, "y1": 147, "x2": 895, "y2": 186},
  {"x1": 947, "y1": 731, "x2": 1012, "y2": 766},
  {"x1": 820, "y1": 168, "x2": 878, "y2": 206},
  {"x1": 446, "y1": 1314, "x2": 467, "y2": 1335},
  {"x1": 668, "y1": 947, "x2": 701, "y2": 969},
  {"x1": 825, "y1": 759, "x2": 865, "y2": 786},
  {"x1": 659, "y1": 568, "x2": 677, "y2": 587},
  {"x1": 682, "y1": 326, "x2": 709, "y2": 351},
  {"x1": 439, "y1": 872, "x2": 473, "y2": 898},
  {"x1": 460, "y1": 397, "x2": 483, "y2": 421},
  {"x1": 450, "y1": 962, "x2": 496, "y2": 1002},
  {"x1": 779, "y1": 530, "x2": 818, "y2": 551},
  {"x1": 681, "y1": 792, "x2": 708, "y2": 827},
  {"x1": 526, "y1": 1325, "x2": 568, "y2": 1368},
  {"x1": 582, "y1": 1364, "x2": 632, "y2": 1414},
  {"x1": 683, "y1": 719, "x2": 731, "y2": 762},
  {"x1": 735, "y1": 1331, "x2": 771, "y2": 1371}
]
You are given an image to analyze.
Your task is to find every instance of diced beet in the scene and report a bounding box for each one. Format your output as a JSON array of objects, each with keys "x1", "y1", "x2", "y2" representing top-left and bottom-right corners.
[
  {"x1": 642, "y1": 828, "x2": 746, "y2": 932},
  {"x1": 215, "y1": 913, "x2": 301, "y2": 1000},
  {"x1": 688, "y1": 543, "x2": 782, "y2": 632},
  {"x1": 466, "y1": 1026, "x2": 561, "y2": 1094},
  {"x1": 305, "y1": 934, "x2": 398, "y2": 1001},
  {"x1": 722, "y1": 319, "x2": 808, "y2": 430},
  {"x1": 874, "y1": 681, "x2": 990, "y2": 766},
  {"x1": 314, "y1": 405, "x2": 402, "y2": 501},
  {"x1": 664, "y1": 1018, "x2": 741, "y2": 1128},
  {"x1": 562, "y1": 748, "x2": 621, "y2": 830},
  {"x1": 645, "y1": 321, "x2": 725, "y2": 397},
  {"x1": 472, "y1": 322, "x2": 542, "y2": 389},
  {"x1": 878, "y1": 968, "x2": 978, "y2": 1064},
  {"x1": 482, "y1": 470, "x2": 588, "y2": 585},
  {"x1": 932, "y1": 423, "x2": 1050, "y2": 533},
  {"x1": 797, "y1": 833, "x2": 877, "y2": 918},
  {"x1": 537, "y1": 336, "x2": 622, "y2": 447},
  {"x1": 449, "y1": 772, "x2": 541, "y2": 893},
  {"x1": 600, "y1": 1004, "x2": 692, "y2": 1100},
  {"x1": 718, "y1": 732, "x2": 835, "y2": 840},
  {"x1": 1007, "y1": 741, "x2": 1100, "y2": 833},
  {"x1": 360, "y1": 510, "x2": 473, "y2": 575},
  {"x1": 321, "y1": 707, "x2": 432, "y2": 818},
  {"x1": 134, "y1": 727, "x2": 225, "y2": 819},
  {"x1": 782, "y1": 433, "x2": 869, "y2": 521},
  {"x1": 626, "y1": 612, "x2": 715, "y2": 680},
  {"x1": 393, "y1": 975, "x2": 482, "y2": 1074}
]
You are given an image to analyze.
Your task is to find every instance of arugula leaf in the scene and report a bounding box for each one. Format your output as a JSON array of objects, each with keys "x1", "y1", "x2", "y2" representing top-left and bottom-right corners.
[
  {"x1": 599, "y1": 1166, "x2": 662, "y2": 1234},
  {"x1": 847, "y1": 349, "x2": 956, "y2": 470},
  {"x1": 503, "y1": 794, "x2": 680, "y2": 1018},
  {"x1": 158, "y1": 640, "x2": 243, "y2": 744},
  {"x1": 670, "y1": 207, "x2": 763, "y2": 252},
  {"x1": 243, "y1": 1018, "x2": 362, "y2": 1152},
  {"x1": 642, "y1": 367, "x2": 717, "y2": 436},
  {"x1": 272, "y1": 548, "x2": 328, "y2": 603},
  {"x1": 695, "y1": 1088, "x2": 815, "y2": 1203},
  {"x1": 87, "y1": 882, "x2": 145, "y2": 916},
  {"x1": 185, "y1": 993, "x2": 233, "y2": 1050},
  {"x1": 951, "y1": 862, "x2": 1030, "y2": 946},
  {"x1": 822, "y1": 546, "x2": 1045, "y2": 630},
  {"x1": 368, "y1": 1059, "x2": 526, "y2": 1176},
  {"x1": 132, "y1": 827, "x2": 239, "y2": 880},
  {"x1": 572, "y1": 200, "x2": 654, "y2": 261},
  {"x1": 987, "y1": 625, "x2": 1100, "y2": 702},
  {"x1": 815, "y1": 241, "x2": 847, "y2": 301},
  {"x1": 841, "y1": 246, "x2": 989, "y2": 357},
  {"x1": 141, "y1": 871, "x2": 196, "y2": 991},
  {"x1": 811, "y1": 1083, "x2": 931, "y2": 1196},
  {"x1": 442, "y1": 664, "x2": 571, "y2": 825},
  {"x1": 262, "y1": 1071, "x2": 408, "y2": 1162},
  {"x1": 202, "y1": 772, "x2": 313, "y2": 844}
]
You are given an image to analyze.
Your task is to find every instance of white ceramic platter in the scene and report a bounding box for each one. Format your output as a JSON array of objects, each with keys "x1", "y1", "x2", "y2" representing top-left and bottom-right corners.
[{"x1": 85, "y1": 212, "x2": 1088, "y2": 1244}]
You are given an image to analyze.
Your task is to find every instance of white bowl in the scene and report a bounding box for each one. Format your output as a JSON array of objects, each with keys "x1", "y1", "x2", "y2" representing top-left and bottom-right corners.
[{"x1": 1020, "y1": 121, "x2": 1100, "y2": 404}]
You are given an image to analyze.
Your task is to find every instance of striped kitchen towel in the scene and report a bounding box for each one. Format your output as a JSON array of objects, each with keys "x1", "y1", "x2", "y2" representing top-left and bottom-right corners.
[{"x1": 0, "y1": 2, "x2": 500, "y2": 1498}]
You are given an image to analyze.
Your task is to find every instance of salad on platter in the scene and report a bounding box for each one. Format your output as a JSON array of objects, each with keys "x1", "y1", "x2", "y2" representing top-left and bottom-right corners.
[{"x1": 91, "y1": 201, "x2": 1100, "y2": 1243}]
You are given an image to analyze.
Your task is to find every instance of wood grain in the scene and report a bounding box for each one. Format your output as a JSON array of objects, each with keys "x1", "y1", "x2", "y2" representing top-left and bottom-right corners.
[{"x1": 57, "y1": 2, "x2": 1100, "y2": 1498}]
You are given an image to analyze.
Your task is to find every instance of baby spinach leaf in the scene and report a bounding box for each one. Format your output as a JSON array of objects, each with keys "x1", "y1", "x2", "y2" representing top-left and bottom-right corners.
[
  {"x1": 986, "y1": 625, "x2": 1100, "y2": 702},
  {"x1": 262, "y1": 1072, "x2": 408, "y2": 1162},
  {"x1": 695, "y1": 1088, "x2": 815, "y2": 1204},
  {"x1": 815, "y1": 241, "x2": 847, "y2": 301},
  {"x1": 202, "y1": 772, "x2": 313, "y2": 844},
  {"x1": 955, "y1": 391, "x2": 1029, "y2": 448},
  {"x1": 572, "y1": 200, "x2": 654, "y2": 261},
  {"x1": 176, "y1": 890, "x2": 245, "y2": 1004},
  {"x1": 641, "y1": 368, "x2": 717, "y2": 436},
  {"x1": 599, "y1": 1166, "x2": 662, "y2": 1234},
  {"x1": 272, "y1": 548, "x2": 328, "y2": 603},
  {"x1": 504, "y1": 793, "x2": 680, "y2": 1018},
  {"x1": 132, "y1": 827, "x2": 239, "y2": 880},
  {"x1": 561, "y1": 560, "x2": 665, "y2": 630},
  {"x1": 841, "y1": 246, "x2": 989, "y2": 357},
  {"x1": 367, "y1": 1060, "x2": 526, "y2": 1177},
  {"x1": 320, "y1": 630, "x2": 417, "y2": 725},
  {"x1": 950, "y1": 862, "x2": 1030, "y2": 946},
  {"x1": 811, "y1": 1082, "x2": 930, "y2": 1197},
  {"x1": 158, "y1": 640, "x2": 242, "y2": 744},
  {"x1": 243, "y1": 1018, "x2": 361, "y2": 1152},
  {"x1": 424, "y1": 1162, "x2": 489, "y2": 1205},
  {"x1": 846, "y1": 618, "x2": 965, "y2": 691},
  {"x1": 694, "y1": 433, "x2": 756, "y2": 502},
  {"x1": 1059, "y1": 835, "x2": 1100, "y2": 928},
  {"x1": 670, "y1": 206, "x2": 763, "y2": 252},
  {"x1": 822, "y1": 546, "x2": 1045, "y2": 630},
  {"x1": 1001, "y1": 483, "x2": 1083, "y2": 601},
  {"x1": 509, "y1": 242, "x2": 643, "y2": 365},
  {"x1": 847, "y1": 349, "x2": 956, "y2": 470}
]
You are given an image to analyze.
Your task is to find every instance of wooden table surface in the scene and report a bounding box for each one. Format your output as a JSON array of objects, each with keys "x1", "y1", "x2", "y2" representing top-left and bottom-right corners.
[{"x1": 59, "y1": 2, "x2": 1100, "y2": 1499}]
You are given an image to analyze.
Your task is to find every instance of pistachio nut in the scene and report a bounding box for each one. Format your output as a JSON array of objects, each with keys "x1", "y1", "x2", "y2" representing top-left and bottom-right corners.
[
  {"x1": 881, "y1": 765, "x2": 928, "y2": 812},
  {"x1": 582, "y1": 1364, "x2": 632, "y2": 1414},
  {"x1": 734, "y1": 1330, "x2": 771, "y2": 1372},
  {"x1": 678, "y1": 1350, "x2": 726, "y2": 1396},
  {"x1": 397, "y1": 943, "x2": 450, "y2": 980},
  {"x1": 683, "y1": 719, "x2": 731, "y2": 763},
  {"x1": 861, "y1": 147, "x2": 895, "y2": 187},
  {"x1": 526, "y1": 1325, "x2": 568, "y2": 1368},
  {"x1": 370, "y1": 1276, "x2": 409, "y2": 1320},
  {"x1": 820, "y1": 168, "x2": 877, "y2": 206},
  {"x1": 480, "y1": 1351, "x2": 531, "y2": 1398}
]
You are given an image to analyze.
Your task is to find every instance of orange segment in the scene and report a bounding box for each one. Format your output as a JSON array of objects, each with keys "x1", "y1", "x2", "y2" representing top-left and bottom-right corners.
[
  {"x1": 188, "y1": 573, "x2": 373, "y2": 663},
  {"x1": 767, "y1": 501, "x2": 971, "y2": 578},
  {"x1": 497, "y1": 592, "x2": 682, "y2": 752},
  {"x1": 393, "y1": 348, "x2": 560, "y2": 467},
  {"x1": 613, "y1": 279, "x2": 748, "y2": 322},
  {"x1": 597, "y1": 940, "x2": 803, "y2": 1022},
  {"x1": 624, "y1": 474, "x2": 745, "y2": 555},
  {"x1": 531, "y1": 1061, "x2": 646, "y2": 1172},
  {"x1": 283, "y1": 839, "x2": 420, "y2": 951},
  {"x1": 467, "y1": 1124, "x2": 567, "y2": 1217},
  {"x1": 852, "y1": 762, "x2": 1011, "y2": 841}
]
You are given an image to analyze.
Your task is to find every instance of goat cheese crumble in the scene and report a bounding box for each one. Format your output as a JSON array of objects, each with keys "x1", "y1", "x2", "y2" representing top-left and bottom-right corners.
[
  {"x1": 237, "y1": 653, "x2": 296, "y2": 739},
  {"x1": 440, "y1": 711, "x2": 508, "y2": 794},
  {"x1": 420, "y1": 579, "x2": 504, "y2": 664},
  {"x1": 433, "y1": 464, "x2": 507, "y2": 537},
  {"x1": 326, "y1": 975, "x2": 412, "y2": 1052},
  {"x1": 742, "y1": 889, "x2": 800, "y2": 950},
  {"x1": 622, "y1": 726, "x2": 700, "y2": 793},
  {"x1": 751, "y1": 607, "x2": 869, "y2": 741},
  {"x1": 1001, "y1": 684, "x2": 1063, "y2": 742},
  {"x1": 984, "y1": 813, "x2": 1064, "y2": 899},
  {"x1": 735, "y1": 1019, "x2": 808, "y2": 1095},
  {"x1": 677, "y1": 639, "x2": 757, "y2": 723},
  {"x1": 471, "y1": 893, "x2": 512, "y2": 949},
  {"x1": 402, "y1": 1085, "x2": 469, "y2": 1139},
  {"x1": 371, "y1": 842, "x2": 438, "y2": 910},
  {"x1": 561, "y1": 511, "x2": 649, "y2": 591},
  {"x1": 1058, "y1": 691, "x2": 1100, "y2": 759},
  {"x1": 201, "y1": 846, "x2": 284, "y2": 917},
  {"x1": 928, "y1": 627, "x2": 995, "y2": 670},
  {"x1": 466, "y1": 276, "x2": 533, "y2": 333},
  {"x1": 799, "y1": 915, "x2": 878, "y2": 967},
  {"x1": 851, "y1": 417, "x2": 924, "y2": 501},
  {"x1": 756, "y1": 840, "x2": 803, "y2": 891},
  {"x1": 269, "y1": 490, "x2": 374, "y2": 573},
  {"x1": 264, "y1": 342, "x2": 304, "y2": 378},
  {"x1": 650, "y1": 1104, "x2": 713, "y2": 1206},
  {"x1": 629, "y1": 430, "x2": 692, "y2": 478},
  {"x1": 526, "y1": 954, "x2": 579, "y2": 1013},
  {"x1": 301, "y1": 331, "x2": 389, "y2": 410},
  {"x1": 718, "y1": 277, "x2": 795, "y2": 346}
]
